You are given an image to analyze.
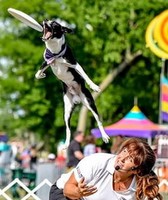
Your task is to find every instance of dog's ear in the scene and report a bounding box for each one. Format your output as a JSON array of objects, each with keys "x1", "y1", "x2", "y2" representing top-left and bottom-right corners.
[{"x1": 61, "y1": 26, "x2": 73, "y2": 34}]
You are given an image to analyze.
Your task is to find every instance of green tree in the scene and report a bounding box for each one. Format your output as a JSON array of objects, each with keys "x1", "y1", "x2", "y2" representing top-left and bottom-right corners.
[{"x1": 0, "y1": 0, "x2": 167, "y2": 150}]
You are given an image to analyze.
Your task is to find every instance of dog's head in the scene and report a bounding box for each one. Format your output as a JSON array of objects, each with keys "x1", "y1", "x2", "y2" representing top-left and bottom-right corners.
[{"x1": 42, "y1": 20, "x2": 73, "y2": 41}]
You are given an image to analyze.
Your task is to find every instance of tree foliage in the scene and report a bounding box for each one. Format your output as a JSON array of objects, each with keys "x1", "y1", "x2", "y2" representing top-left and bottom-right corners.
[{"x1": 0, "y1": 0, "x2": 168, "y2": 150}]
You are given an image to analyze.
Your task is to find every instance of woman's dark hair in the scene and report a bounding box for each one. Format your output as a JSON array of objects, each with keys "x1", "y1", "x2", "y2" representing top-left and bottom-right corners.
[
  {"x1": 136, "y1": 171, "x2": 163, "y2": 200},
  {"x1": 118, "y1": 138, "x2": 163, "y2": 200}
]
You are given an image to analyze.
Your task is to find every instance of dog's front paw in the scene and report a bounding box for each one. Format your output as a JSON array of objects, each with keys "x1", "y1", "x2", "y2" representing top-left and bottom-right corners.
[
  {"x1": 90, "y1": 84, "x2": 100, "y2": 92},
  {"x1": 35, "y1": 70, "x2": 46, "y2": 79}
]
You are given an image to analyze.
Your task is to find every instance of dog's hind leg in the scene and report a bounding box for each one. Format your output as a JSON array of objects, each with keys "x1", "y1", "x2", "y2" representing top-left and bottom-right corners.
[
  {"x1": 80, "y1": 89, "x2": 110, "y2": 143},
  {"x1": 63, "y1": 89, "x2": 75, "y2": 149}
]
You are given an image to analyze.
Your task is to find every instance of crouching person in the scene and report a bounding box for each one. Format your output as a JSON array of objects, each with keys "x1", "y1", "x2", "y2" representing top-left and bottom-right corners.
[{"x1": 50, "y1": 138, "x2": 163, "y2": 200}]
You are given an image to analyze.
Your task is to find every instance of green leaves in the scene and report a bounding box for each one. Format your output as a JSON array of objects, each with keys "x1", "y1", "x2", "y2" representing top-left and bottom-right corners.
[{"x1": 0, "y1": 0, "x2": 167, "y2": 150}]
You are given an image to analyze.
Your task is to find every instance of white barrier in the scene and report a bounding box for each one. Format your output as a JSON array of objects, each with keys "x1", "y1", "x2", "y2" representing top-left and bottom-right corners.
[
  {"x1": 0, "y1": 178, "x2": 52, "y2": 200},
  {"x1": 159, "y1": 179, "x2": 168, "y2": 187},
  {"x1": 0, "y1": 177, "x2": 167, "y2": 199}
]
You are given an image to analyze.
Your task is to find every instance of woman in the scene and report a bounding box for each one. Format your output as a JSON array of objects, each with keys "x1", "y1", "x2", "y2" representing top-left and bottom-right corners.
[{"x1": 49, "y1": 138, "x2": 162, "y2": 200}]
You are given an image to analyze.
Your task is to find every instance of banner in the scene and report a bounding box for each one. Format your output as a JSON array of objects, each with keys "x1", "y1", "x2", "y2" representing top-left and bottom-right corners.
[{"x1": 161, "y1": 75, "x2": 168, "y2": 122}]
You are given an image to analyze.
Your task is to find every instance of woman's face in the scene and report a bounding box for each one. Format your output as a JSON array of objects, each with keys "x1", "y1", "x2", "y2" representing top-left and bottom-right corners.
[{"x1": 114, "y1": 148, "x2": 138, "y2": 173}]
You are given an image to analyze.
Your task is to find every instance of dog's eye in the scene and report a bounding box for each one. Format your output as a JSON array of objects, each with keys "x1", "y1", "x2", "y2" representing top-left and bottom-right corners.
[{"x1": 52, "y1": 21, "x2": 61, "y2": 28}]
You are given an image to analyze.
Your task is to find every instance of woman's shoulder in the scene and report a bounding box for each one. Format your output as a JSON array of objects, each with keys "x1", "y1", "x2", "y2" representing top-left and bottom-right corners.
[
  {"x1": 87, "y1": 152, "x2": 115, "y2": 158},
  {"x1": 81, "y1": 153, "x2": 115, "y2": 164}
]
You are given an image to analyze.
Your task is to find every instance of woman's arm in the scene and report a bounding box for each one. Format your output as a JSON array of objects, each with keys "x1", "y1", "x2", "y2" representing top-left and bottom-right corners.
[
  {"x1": 63, "y1": 173, "x2": 81, "y2": 199},
  {"x1": 63, "y1": 172, "x2": 97, "y2": 199}
]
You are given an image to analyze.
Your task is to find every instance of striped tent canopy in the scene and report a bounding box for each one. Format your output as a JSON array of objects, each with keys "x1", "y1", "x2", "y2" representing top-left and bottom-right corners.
[
  {"x1": 91, "y1": 105, "x2": 165, "y2": 144},
  {"x1": 161, "y1": 75, "x2": 168, "y2": 122}
]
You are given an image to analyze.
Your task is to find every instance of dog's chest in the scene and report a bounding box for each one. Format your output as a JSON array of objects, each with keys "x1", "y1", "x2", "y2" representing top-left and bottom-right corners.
[{"x1": 51, "y1": 59, "x2": 74, "y2": 84}]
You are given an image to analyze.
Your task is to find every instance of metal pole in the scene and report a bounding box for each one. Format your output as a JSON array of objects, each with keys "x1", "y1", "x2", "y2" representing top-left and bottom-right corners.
[
  {"x1": 134, "y1": 96, "x2": 138, "y2": 105},
  {"x1": 158, "y1": 58, "x2": 165, "y2": 124}
]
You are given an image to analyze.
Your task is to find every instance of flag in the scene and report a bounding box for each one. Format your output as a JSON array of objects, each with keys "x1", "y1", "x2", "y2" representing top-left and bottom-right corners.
[{"x1": 161, "y1": 75, "x2": 168, "y2": 122}]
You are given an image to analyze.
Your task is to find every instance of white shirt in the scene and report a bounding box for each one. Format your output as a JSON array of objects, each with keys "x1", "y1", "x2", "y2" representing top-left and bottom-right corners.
[
  {"x1": 73, "y1": 153, "x2": 136, "y2": 200},
  {"x1": 57, "y1": 170, "x2": 74, "y2": 189}
]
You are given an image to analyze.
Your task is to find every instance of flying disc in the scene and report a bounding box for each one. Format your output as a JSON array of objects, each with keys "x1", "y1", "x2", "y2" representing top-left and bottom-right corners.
[{"x1": 8, "y1": 8, "x2": 43, "y2": 32}]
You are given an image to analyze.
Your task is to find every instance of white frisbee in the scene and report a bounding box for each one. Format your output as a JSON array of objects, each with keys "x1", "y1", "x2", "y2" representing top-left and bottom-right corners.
[{"x1": 8, "y1": 8, "x2": 43, "y2": 32}]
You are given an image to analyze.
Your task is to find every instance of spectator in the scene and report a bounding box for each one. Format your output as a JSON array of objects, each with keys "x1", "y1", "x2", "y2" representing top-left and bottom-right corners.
[
  {"x1": 83, "y1": 135, "x2": 96, "y2": 156},
  {"x1": 56, "y1": 152, "x2": 66, "y2": 168},
  {"x1": 66, "y1": 131, "x2": 84, "y2": 171},
  {"x1": 48, "y1": 153, "x2": 56, "y2": 163},
  {"x1": 20, "y1": 148, "x2": 31, "y2": 169},
  {"x1": 30, "y1": 145, "x2": 38, "y2": 171}
]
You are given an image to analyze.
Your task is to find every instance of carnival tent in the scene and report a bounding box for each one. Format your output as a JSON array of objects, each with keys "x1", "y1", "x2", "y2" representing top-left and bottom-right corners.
[{"x1": 91, "y1": 105, "x2": 165, "y2": 144}]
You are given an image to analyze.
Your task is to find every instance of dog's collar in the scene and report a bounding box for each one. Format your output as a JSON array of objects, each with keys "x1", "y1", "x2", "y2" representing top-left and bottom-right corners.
[{"x1": 44, "y1": 43, "x2": 67, "y2": 64}]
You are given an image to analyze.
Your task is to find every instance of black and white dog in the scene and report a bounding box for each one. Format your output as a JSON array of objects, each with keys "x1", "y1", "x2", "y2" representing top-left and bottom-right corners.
[{"x1": 35, "y1": 20, "x2": 109, "y2": 148}]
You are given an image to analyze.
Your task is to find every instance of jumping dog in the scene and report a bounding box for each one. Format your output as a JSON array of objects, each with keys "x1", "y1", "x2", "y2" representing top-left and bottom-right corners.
[{"x1": 35, "y1": 20, "x2": 109, "y2": 148}]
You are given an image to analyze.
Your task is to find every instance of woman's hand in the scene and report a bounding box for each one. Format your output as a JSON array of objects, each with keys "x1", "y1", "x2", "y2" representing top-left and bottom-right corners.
[
  {"x1": 77, "y1": 177, "x2": 97, "y2": 197},
  {"x1": 63, "y1": 172, "x2": 97, "y2": 199}
]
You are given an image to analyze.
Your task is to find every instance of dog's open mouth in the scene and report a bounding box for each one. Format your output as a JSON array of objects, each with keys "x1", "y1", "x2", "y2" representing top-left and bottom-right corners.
[
  {"x1": 42, "y1": 28, "x2": 52, "y2": 41},
  {"x1": 42, "y1": 22, "x2": 53, "y2": 41}
]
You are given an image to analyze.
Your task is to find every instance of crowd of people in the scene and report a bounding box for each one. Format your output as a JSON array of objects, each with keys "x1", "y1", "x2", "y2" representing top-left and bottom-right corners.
[
  {"x1": 0, "y1": 130, "x2": 120, "y2": 177},
  {"x1": 0, "y1": 131, "x2": 165, "y2": 200}
]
